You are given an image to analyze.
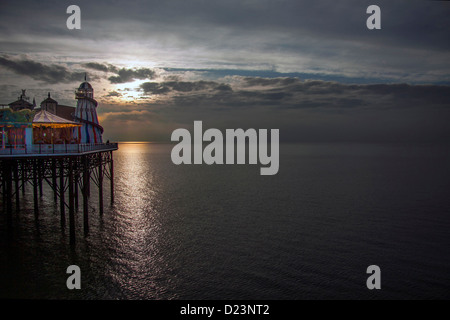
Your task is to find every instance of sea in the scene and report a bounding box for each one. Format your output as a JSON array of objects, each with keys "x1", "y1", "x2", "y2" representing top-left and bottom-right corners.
[{"x1": 1, "y1": 142, "x2": 450, "y2": 299}]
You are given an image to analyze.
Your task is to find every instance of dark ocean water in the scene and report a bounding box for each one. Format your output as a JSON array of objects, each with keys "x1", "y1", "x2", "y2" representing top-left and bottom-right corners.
[{"x1": 1, "y1": 142, "x2": 450, "y2": 299}]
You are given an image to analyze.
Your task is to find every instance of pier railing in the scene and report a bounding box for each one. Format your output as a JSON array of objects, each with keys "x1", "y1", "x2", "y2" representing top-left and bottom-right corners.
[{"x1": 0, "y1": 143, "x2": 118, "y2": 156}]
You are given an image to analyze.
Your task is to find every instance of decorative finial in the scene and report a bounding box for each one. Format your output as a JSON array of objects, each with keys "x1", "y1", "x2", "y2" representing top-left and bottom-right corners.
[
  {"x1": 48, "y1": 92, "x2": 51, "y2": 98},
  {"x1": 85, "y1": 73, "x2": 87, "y2": 81}
]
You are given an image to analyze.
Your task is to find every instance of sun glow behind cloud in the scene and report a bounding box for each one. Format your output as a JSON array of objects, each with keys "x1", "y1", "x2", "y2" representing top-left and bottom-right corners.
[{"x1": 112, "y1": 79, "x2": 151, "y2": 102}]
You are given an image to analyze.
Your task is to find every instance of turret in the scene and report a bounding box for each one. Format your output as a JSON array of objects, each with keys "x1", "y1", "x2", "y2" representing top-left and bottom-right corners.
[{"x1": 73, "y1": 74, "x2": 103, "y2": 144}]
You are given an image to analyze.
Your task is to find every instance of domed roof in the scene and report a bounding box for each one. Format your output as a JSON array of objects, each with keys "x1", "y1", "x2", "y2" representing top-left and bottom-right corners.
[{"x1": 78, "y1": 81, "x2": 93, "y2": 90}]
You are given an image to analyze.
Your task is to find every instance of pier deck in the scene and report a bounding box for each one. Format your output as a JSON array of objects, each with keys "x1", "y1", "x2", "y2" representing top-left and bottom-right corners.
[{"x1": 0, "y1": 143, "x2": 118, "y2": 157}]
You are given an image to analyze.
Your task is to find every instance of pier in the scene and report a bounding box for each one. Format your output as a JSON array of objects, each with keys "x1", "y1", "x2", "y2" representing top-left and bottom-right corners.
[{"x1": 0, "y1": 143, "x2": 118, "y2": 244}]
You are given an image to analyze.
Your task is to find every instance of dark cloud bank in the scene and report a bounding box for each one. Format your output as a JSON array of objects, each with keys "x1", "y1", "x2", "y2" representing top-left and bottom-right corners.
[
  {"x1": 83, "y1": 62, "x2": 157, "y2": 84},
  {"x1": 138, "y1": 77, "x2": 450, "y2": 110},
  {"x1": 0, "y1": 56, "x2": 158, "y2": 85},
  {"x1": 0, "y1": 55, "x2": 87, "y2": 84},
  {"x1": 106, "y1": 77, "x2": 450, "y2": 143}
]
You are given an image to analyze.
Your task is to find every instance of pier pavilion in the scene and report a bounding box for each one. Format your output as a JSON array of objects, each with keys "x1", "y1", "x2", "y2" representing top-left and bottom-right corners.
[
  {"x1": 0, "y1": 79, "x2": 118, "y2": 244},
  {"x1": 33, "y1": 110, "x2": 81, "y2": 145}
]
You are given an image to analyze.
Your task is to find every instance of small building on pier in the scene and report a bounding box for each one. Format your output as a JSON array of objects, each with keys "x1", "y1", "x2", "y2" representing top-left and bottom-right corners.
[
  {"x1": 37, "y1": 92, "x2": 76, "y2": 122},
  {"x1": 0, "y1": 108, "x2": 34, "y2": 150},
  {"x1": 8, "y1": 89, "x2": 34, "y2": 112}
]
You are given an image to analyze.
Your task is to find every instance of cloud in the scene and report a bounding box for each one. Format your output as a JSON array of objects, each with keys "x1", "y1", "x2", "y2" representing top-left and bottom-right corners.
[
  {"x1": 0, "y1": 55, "x2": 89, "y2": 84},
  {"x1": 83, "y1": 62, "x2": 158, "y2": 84},
  {"x1": 165, "y1": 80, "x2": 217, "y2": 92},
  {"x1": 106, "y1": 90, "x2": 122, "y2": 97},
  {"x1": 83, "y1": 62, "x2": 118, "y2": 73},
  {"x1": 243, "y1": 77, "x2": 300, "y2": 87},
  {"x1": 77, "y1": 62, "x2": 159, "y2": 84},
  {"x1": 139, "y1": 80, "x2": 232, "y2": 95},
  {"x1": 140, "y1": 82, "x2": 171, "y2": 95},
  {"x1": 108, "y1": 67, "x2": 157, "y2": 84}
]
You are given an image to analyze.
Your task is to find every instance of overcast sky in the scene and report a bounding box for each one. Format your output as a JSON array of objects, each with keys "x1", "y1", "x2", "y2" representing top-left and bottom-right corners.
[{"x1": 1, "y1": 0, "x2": 449, "y2": 142}]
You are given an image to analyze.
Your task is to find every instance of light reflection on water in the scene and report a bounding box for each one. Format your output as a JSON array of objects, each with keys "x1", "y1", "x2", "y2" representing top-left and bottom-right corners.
[
  {"x1": 1, "y1": 142, "x2": 450, "y2": 299},
  {"x1": 99, "y1": 143, "x2": 172, "y2": 299}
]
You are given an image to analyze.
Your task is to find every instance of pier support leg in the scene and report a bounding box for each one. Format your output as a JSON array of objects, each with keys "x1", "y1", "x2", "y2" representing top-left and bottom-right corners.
[
  {"x1": 2, "y1": 172, "x2": 5, "y2": 205},
  {"x1": 83, "y1": 156, "x2": 89, "y2": 235},
  {"x1": 87, "y1": 168, "x2": 91, "y2": 197},
  {"x1": 99, "y1": 153, "x2": 103, "y2": 215},
  {"x1": 6, "y1": 161, "x2": 13, "y2": 220},
  {"x1": 38, "y1": 159, "x2": 43, "y2": 197},
  {"x1": 14, "y1": 161, "x2": 20, "y2": 211},
  {"x1": 52, "y1": 159, "x2": 57, "y2": 203},
  {"x1": 33, "y1": 160, "x2": 38, "y2": 217},
  {"x1": 68, "y1": 158, "x2": 75, "y2": 244},
  {"x1": 74, "y1": 159, "x2": 79, "y2": 211},
  {"x1": 21, "y1": 162, "x2": 25, "y2": 195},
  {"x1": 59, "y1": 158, "x2": 65, "y2": 226},
  {"x1": 110, "y1": 151, "x2": 114, "y2": 205}
]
